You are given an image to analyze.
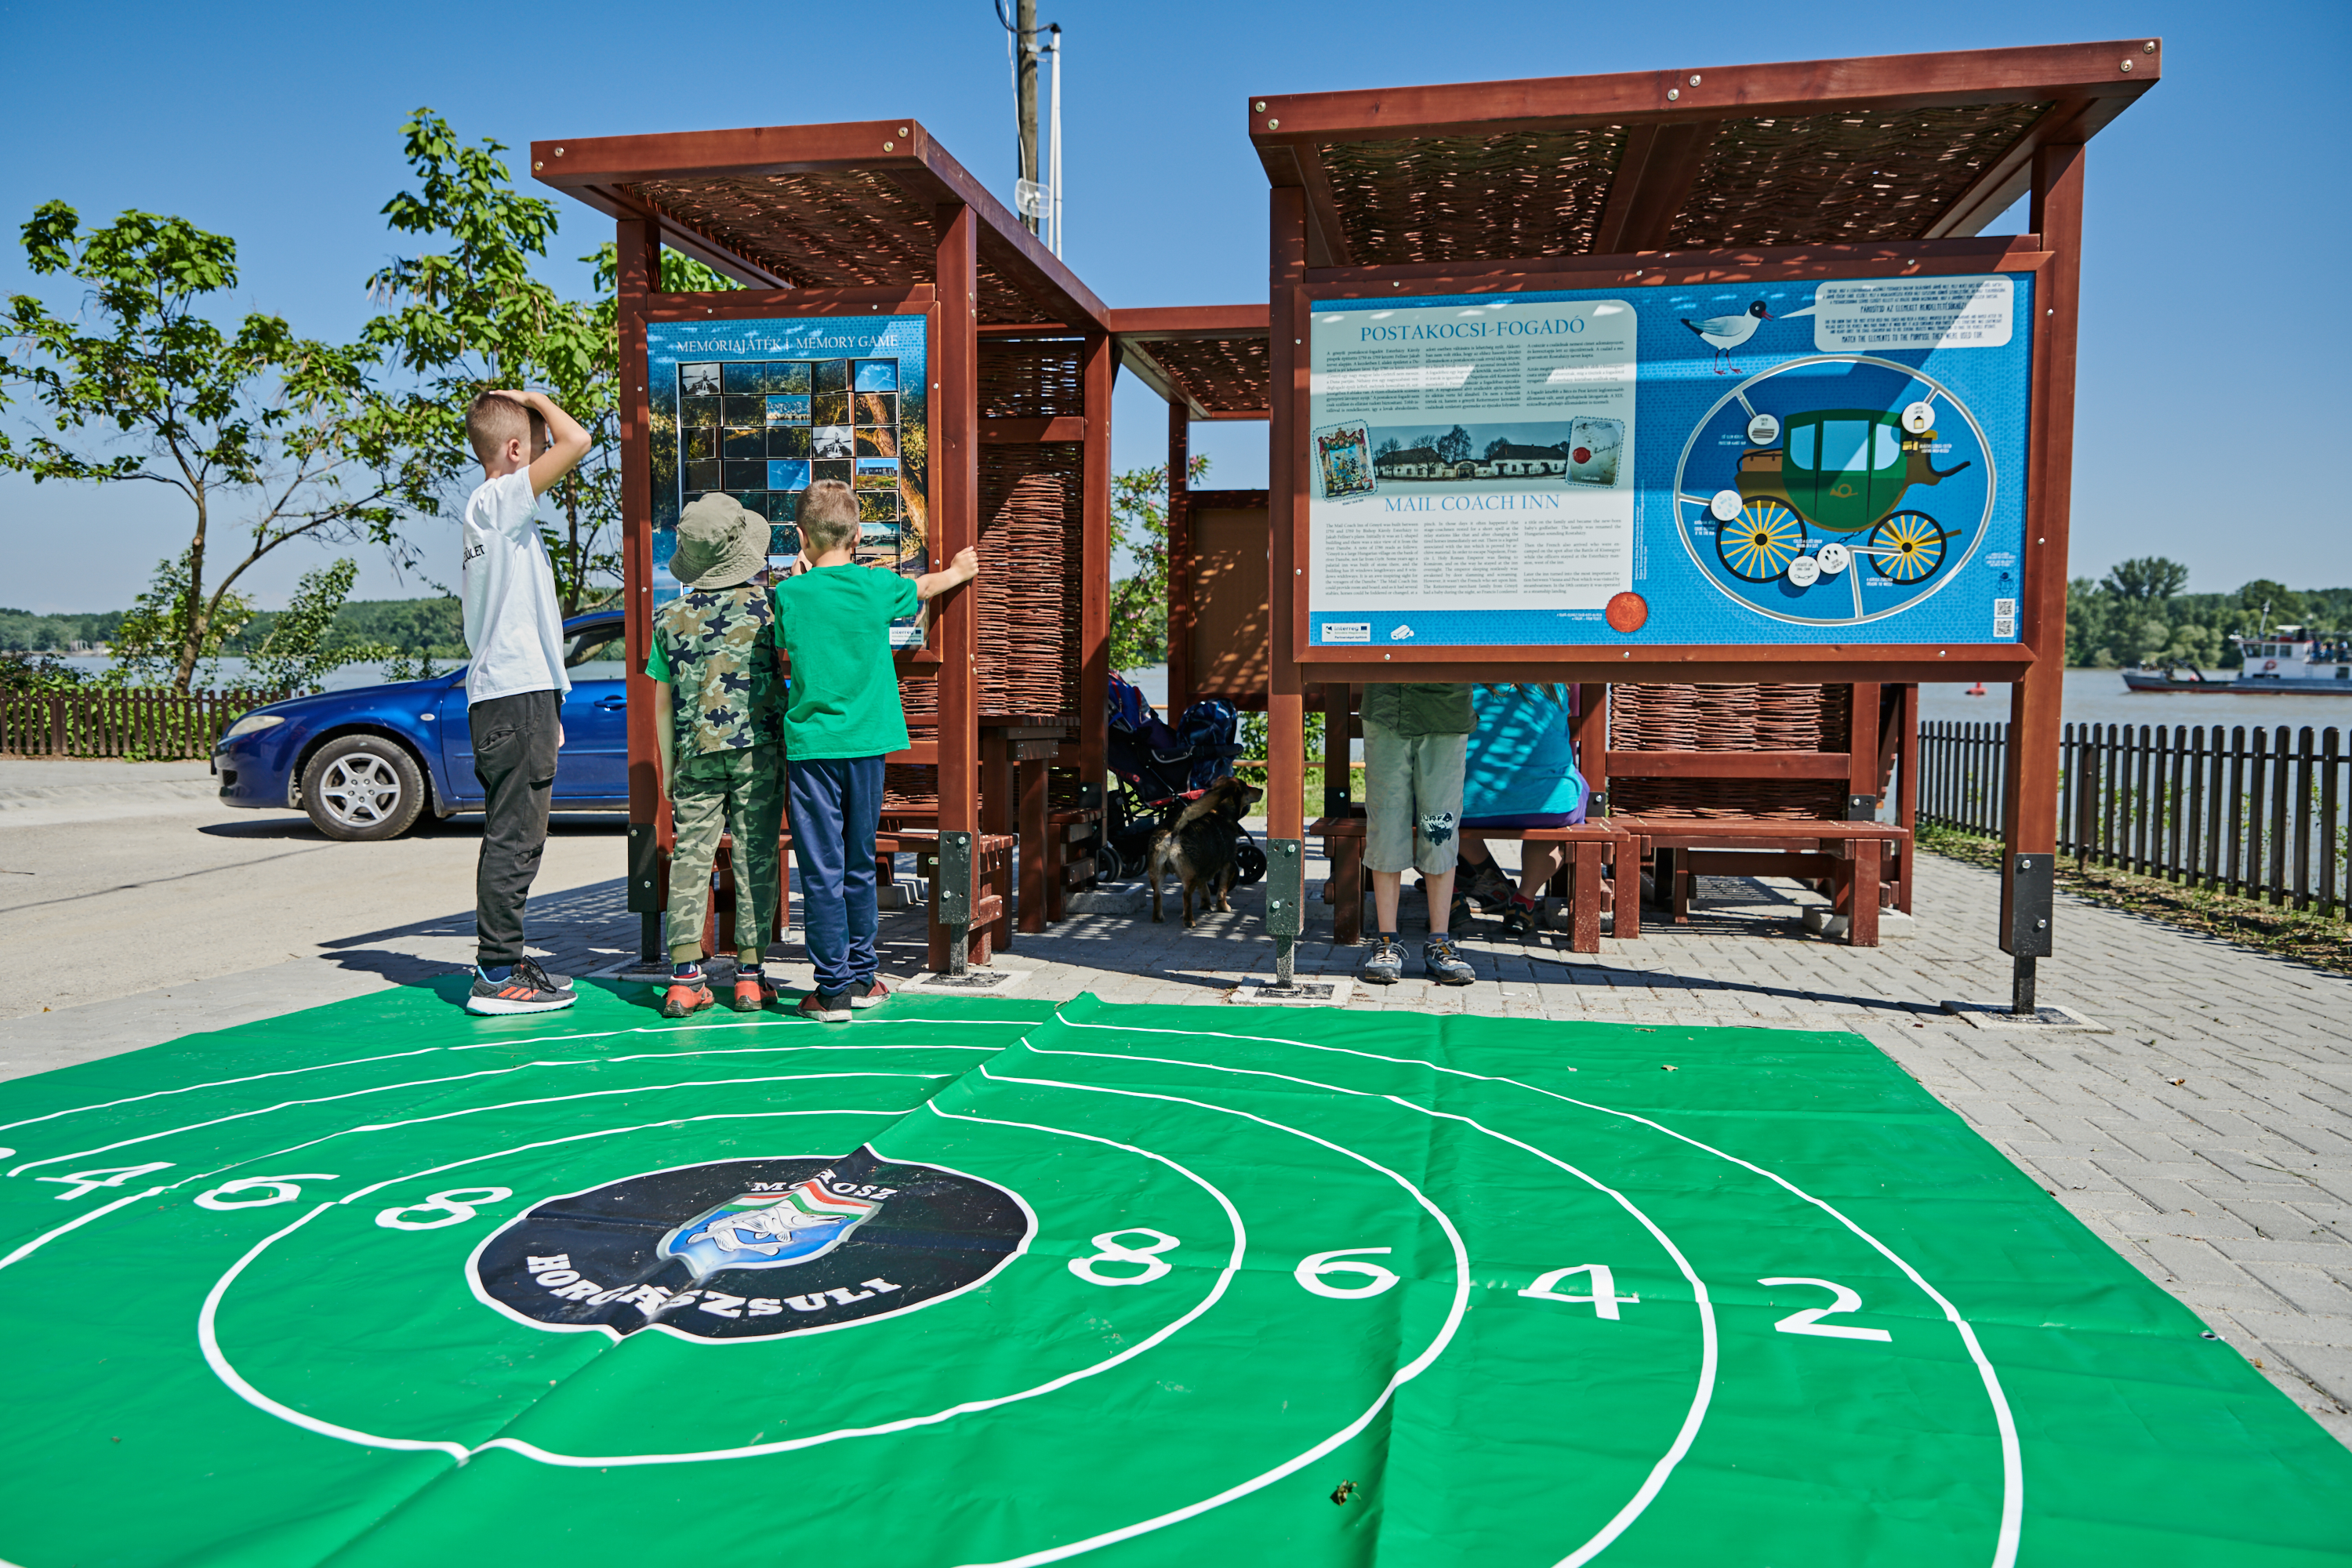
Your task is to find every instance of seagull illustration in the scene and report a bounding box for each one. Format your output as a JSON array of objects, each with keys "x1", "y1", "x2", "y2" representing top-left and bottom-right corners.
[{"x1": 1680, "y1": 301, "x2": 1773, "y2": 373}]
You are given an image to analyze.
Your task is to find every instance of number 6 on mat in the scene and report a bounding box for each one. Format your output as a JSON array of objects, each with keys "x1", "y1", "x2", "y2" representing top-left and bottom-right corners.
[{"x1": 1758, "y1": 1277, "x2": 1892, "y2": 1341}]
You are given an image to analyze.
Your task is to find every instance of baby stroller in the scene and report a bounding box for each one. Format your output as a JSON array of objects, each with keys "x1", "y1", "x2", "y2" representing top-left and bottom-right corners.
[{"x1": 1101, "y1": 673, "x2": 1263, "y2": 884}]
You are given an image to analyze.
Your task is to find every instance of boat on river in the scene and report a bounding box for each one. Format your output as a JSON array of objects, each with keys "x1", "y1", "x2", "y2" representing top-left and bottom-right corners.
[{"x1": 2122, "y1": 626, "x2": 2352, "y2": 695}]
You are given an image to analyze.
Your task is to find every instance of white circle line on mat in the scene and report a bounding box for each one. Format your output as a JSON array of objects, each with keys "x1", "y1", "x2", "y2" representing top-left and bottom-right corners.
[
  {"x1": 1013, "y1": 1036, "x2": 1714, "y2": 1568},
  {"x1": 1050, "y1": 1011, "x2": 2022, "y2": 1568},
  {"x1": 145, "y1": 1072, "x2": 948, "y2": 1194},
  {"x1": 0, "y1": 1014, "x2": 1023, "y2": 1141},
  {"x1": 947, "y1": 1060, "x2": 1474, "y2": 1568},
  {"x1": 201, "y1": 1106, "x2": 1245, "y2": 1465},
  {"x1": 6, "y1": 1044, "x2": 1003, "y2": 1179}
]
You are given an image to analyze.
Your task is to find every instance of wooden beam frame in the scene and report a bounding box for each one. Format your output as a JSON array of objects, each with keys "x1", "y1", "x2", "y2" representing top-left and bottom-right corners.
[{"x1": 533, "y1": 120, "x2": 1112, "y2": 332}]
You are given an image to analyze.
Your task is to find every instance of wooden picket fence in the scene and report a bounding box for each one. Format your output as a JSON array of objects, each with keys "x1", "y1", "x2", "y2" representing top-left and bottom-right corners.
[
  {"x1": 1918, "y1": 718, "x2": 2350, "y2": 916},
  {"x1": 0, "y1": 688, "x2": 285, "y2": 760}
]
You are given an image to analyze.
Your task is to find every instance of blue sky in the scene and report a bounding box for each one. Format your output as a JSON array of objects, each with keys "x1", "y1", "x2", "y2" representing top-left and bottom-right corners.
[{"x1": 1, "y1": 0, "x2": 2344, "y2": 612}]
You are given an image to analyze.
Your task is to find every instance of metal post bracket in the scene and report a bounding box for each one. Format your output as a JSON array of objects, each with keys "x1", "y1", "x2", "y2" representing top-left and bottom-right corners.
[
  {"x1": 1265, "y1": 837, "x2": 1305, "y2": 937},
  {"x1": 938, "y1": 831, "x2": 974, "y2": 927}
]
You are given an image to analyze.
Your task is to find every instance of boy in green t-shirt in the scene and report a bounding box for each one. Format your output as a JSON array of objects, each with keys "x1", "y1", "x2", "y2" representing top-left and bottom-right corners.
[
  {"x1": 645, "y1": 493, "x2": 788, "y2": 1018},
  {"x1": 774, "y1": 480, "x2": 977, "y2": 1022}
]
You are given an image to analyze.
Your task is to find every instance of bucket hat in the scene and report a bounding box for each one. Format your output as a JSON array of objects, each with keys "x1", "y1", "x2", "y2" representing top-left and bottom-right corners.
[{"x1": 671, "y1": 493, "x2": 771, "y2": 589}]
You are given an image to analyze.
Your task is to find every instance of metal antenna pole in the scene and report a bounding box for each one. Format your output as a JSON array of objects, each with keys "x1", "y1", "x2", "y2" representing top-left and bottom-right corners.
[{"x1": 1047, "y1": 24, "x2": 1062, "y2": 255}]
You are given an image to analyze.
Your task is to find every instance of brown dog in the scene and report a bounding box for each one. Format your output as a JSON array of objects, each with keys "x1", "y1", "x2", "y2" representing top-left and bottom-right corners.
[{"x1": 1146, "y1": 775, "x2": 1265, "y2": 927}]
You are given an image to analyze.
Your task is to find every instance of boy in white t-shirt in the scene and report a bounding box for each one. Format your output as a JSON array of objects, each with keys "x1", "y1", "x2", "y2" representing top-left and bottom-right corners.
[{"x1": 459, "y1": 389, "x2": 590, "y2": 1016}]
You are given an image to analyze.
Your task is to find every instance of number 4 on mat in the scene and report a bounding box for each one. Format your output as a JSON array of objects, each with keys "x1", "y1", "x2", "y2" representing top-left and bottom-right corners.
[{"x1": 1759, "y1": 1277, "x2": 1892, "y2": 1341}]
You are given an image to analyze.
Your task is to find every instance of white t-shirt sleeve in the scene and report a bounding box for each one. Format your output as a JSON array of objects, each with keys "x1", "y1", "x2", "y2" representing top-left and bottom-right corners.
[{"x1": 479, "y1": 467, "x2": 539, "y2": 538}]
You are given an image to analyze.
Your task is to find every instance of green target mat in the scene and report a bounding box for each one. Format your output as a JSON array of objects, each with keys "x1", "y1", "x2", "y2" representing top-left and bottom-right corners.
[{"x1": 2, "y1": 980, "x2": 2348, "y2": 1567}]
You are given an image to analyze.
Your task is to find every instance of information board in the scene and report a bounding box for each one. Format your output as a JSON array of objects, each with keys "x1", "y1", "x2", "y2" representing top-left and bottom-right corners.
[
  {"x1": 1305, "y1": 274, "x2": 2031, "y2": 648},
  {"x1": 647, "y1": 314, "x2": 929, "y2": 643}
]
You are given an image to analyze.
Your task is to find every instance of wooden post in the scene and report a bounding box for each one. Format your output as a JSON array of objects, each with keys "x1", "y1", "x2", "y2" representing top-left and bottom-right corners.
[
  {"x1": 935, "y1": 201, "x2": 981, "y2": 975},
  {"x1": 615, "y1": 218, "x2": 663, "y2": 966},
  {"x1": 1080, "y1": 332, "x2": 1113, "y2": 791},
  {"x1": 1998, "y1": 139, "x2": 2085, "y2": 1010},
  {"x1": 1166, "y1": 396, "x2": 1193, "y2": 716},
  {"x1": 1265, "y1": 187, "x2": 1308, "y2": 984}
]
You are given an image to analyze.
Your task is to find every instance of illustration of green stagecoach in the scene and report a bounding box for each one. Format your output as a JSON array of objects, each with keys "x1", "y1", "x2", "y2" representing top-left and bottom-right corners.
[{"x1": 1715, "y1": 408, "x2": 1972, "y2": 585}]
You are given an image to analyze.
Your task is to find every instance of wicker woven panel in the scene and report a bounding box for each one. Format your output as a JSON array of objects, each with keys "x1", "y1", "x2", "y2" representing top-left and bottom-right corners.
[
  {"x1": 620, "y1": 172, "x2": 1050, "y2": 323},
  {"x1": 884, "y1": 763, "x2": 938, "y2": 812},
  {"x1": 1668, "y1": 102, "x2": 2050, "y2": 249},
  {"x1": 899, "y1": 669, "x2": 938, "y2": 737},
  {"x1": 1608, "y1": 683, "x2": 1851, "y2": 820},
  {"x1": 979, "y1": 339, "x2": 1087, "y2": 419},
  {"x1": 978, "y1": 445, "x2": 1084, "y2": 718},
  {"x1": 1609, "y1": 683, "x2": 1850, "y2": 753},
  {"x1": 1148, "y1": 336, "x2": 1270, "y2": 416},
  {"x1": 1313, "y1": 127, "x2": 1625, "y2": 267},
  {"x1": 1611, "y1": 777, "x2": 1850, "y2": 820}
]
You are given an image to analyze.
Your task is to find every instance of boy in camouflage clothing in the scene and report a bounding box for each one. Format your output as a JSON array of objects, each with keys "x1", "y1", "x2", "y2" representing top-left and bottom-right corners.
[{"x1": 646, "y1": 494, "x2": 787, "y2": 1016}]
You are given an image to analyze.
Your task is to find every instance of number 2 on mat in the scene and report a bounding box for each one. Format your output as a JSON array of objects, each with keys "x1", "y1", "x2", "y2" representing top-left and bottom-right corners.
[{"x1": 1759, "y1": 1277, "x2": 1892, "y2": 1341}]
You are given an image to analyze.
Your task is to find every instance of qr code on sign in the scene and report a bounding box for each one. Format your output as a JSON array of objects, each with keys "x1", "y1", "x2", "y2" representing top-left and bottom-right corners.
[{"x1": 1994, "y1": 597, "x2": 2017, "y2": 638}]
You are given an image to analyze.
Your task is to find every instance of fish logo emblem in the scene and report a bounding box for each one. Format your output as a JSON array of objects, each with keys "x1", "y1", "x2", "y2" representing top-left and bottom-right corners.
[{"x1": 658, "y1": 1171, "x2": 890, "y2": 1280}]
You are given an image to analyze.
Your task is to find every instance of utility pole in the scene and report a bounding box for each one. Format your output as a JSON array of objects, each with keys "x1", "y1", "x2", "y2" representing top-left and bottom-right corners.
[{"x1": 1015, "y1": 0, "x2": 1040, "y2": 237}]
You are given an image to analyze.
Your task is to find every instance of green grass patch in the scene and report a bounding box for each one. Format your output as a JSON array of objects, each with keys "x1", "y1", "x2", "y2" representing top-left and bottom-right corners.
[{"x1": 1919, "y1": 822, "x2": 2352, "y2": 978}]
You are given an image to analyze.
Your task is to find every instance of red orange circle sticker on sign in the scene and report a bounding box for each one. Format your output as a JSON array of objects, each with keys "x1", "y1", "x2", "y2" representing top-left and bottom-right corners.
[{"x1": 1606, "y1": 592, "x2": 1649, "y2": 633}]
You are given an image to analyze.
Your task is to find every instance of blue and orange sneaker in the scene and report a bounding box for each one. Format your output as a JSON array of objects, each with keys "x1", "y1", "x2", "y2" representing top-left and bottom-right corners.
[
  {"x1": 466, "y1": 958, "x2": 577, "y2": 1017},
  {"x1": 660, "y1": 965, "x2": 716, "y2": 1019}
]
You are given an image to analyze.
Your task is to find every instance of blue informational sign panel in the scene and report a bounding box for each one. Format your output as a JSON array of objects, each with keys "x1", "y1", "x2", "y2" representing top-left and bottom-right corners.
[
  {"x1": 1305, "y1": 273, "x2": 2032, "y2": 648},
  {"x1": 647, "y1": 314, "x2": 929, "y2": 641}
]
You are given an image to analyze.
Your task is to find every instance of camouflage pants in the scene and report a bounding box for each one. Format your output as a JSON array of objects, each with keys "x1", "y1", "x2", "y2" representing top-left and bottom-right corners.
[{"x1": 667, "y1": 746, "x2": 786, "y2": 962}]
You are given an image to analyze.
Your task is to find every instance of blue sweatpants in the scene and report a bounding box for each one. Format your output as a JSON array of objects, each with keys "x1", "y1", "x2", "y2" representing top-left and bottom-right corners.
[{"x1": 788, "y1": 754, "x2": 885, "y2": 995}]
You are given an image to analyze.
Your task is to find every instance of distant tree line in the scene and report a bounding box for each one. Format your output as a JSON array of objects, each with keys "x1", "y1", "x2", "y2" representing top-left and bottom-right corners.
[
  {"x1": 0, "y1": 607, "x2": 125, "y2": 652},
  {"x1": 2066, "y1": 557, "x2": 2352, "y2": 669}
]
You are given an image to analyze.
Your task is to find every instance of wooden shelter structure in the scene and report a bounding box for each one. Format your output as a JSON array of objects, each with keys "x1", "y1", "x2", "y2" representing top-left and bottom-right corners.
[
  {"x1": 1250, "y1": 39, "x2": 2161, "y2": 1006},
  {"x1": 1110, "y1": 307, "x2": 1273, "y2": 717},
  {"x1": 531, "y1": 120, "x2": 1116, "y2": 973}
]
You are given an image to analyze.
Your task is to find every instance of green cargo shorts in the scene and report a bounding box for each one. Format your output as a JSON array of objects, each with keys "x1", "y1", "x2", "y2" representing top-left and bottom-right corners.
[
  {"x1": 1363, "y1": 719, "x2": 1467, "y2": 876},
  {"x1": 667, "y1": 746, "x2": 786, "y2": 960}
]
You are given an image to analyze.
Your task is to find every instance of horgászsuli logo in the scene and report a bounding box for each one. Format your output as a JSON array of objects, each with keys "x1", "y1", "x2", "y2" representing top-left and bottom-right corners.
[{"x1": 471, "y1": 1150, "x2": 1031, "y2": 1341}]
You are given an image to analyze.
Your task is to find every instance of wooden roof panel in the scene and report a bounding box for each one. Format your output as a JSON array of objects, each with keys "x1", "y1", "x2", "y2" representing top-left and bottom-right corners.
[
  {"x1": 1250, "y1": 38, "x2": 2159, "y2": 264},
  {"x1": 532, "y1": 120, "x2": 1109, "y2": 328},
  {"x1": 1109, "y1": 307, "x2": 1271, "y2": 418},
  {"x1": 1667, "y1": 100, "x2": 2052, "y2": 249}
]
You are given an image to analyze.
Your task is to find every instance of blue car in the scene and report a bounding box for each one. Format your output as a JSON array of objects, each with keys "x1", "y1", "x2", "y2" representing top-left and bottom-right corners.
[{"x1": 213, "y1": 612, "x2": 632, "y2": 840}]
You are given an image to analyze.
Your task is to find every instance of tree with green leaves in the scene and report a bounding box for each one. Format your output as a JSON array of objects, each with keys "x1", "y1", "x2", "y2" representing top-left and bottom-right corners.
[
  {"x1": 0, "y1": 205, "x2": 408, "y2": 693},
  {"x1": 365, "y1": 110, "x2": 736, "y2": 616},
  {"x1": 1105, "y1": 455, "x2": 1212, "y2": 672},
  {"x1": 2102, "y1": 556, "x2": 2189, "y2": 604},
  {"x1": 243, "y1": 558, "x2": 396, "y2": 694}
]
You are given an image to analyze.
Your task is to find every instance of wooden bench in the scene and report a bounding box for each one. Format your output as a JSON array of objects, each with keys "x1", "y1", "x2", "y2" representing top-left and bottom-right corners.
[
  {"x1": 1309, "y1": 815, "x2": 1636, "y2": 953},
  {"x1": 1610, "y1": 815, "x2": 1911, "y2": 946},
  {"x1": 897, "y1": 829, "x2": 1018, "y2": 967}
]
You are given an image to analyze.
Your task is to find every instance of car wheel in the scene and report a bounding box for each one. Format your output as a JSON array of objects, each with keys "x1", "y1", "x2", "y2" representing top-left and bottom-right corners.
[{"x1": 302, "y1": 736, "x2": 426, "y2": 841}]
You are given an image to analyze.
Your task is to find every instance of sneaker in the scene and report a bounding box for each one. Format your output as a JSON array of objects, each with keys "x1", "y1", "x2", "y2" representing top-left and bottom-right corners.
[
  {"x1": 1423, "y1": 934, "x2": 1475, "y2": 985},
  {"x1": 1459, "y1": 859, "x2": 1515, "y2": 909},
  {"x1": 467, "y1": 957, "x2": 578, "y2": 1017},
  {"x1": 660, "y1": 972, "x2": 716, "y2": 1019},
  {"x1": 1361, "y1": 937, "x2": 1405, "y2": 985},
  {"x1": 730, "y1": 972, "x2": 779, "y2": 1013},
  {"x1": 795, "y1": 990, "x2": 852, "y2": 1023},
  {"x1": 845, "y1": 975, "x2": 892, "y2": 1010},
  {"x1": 1500, "y1": 898, "x2": 1539, "y2": 938}
]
